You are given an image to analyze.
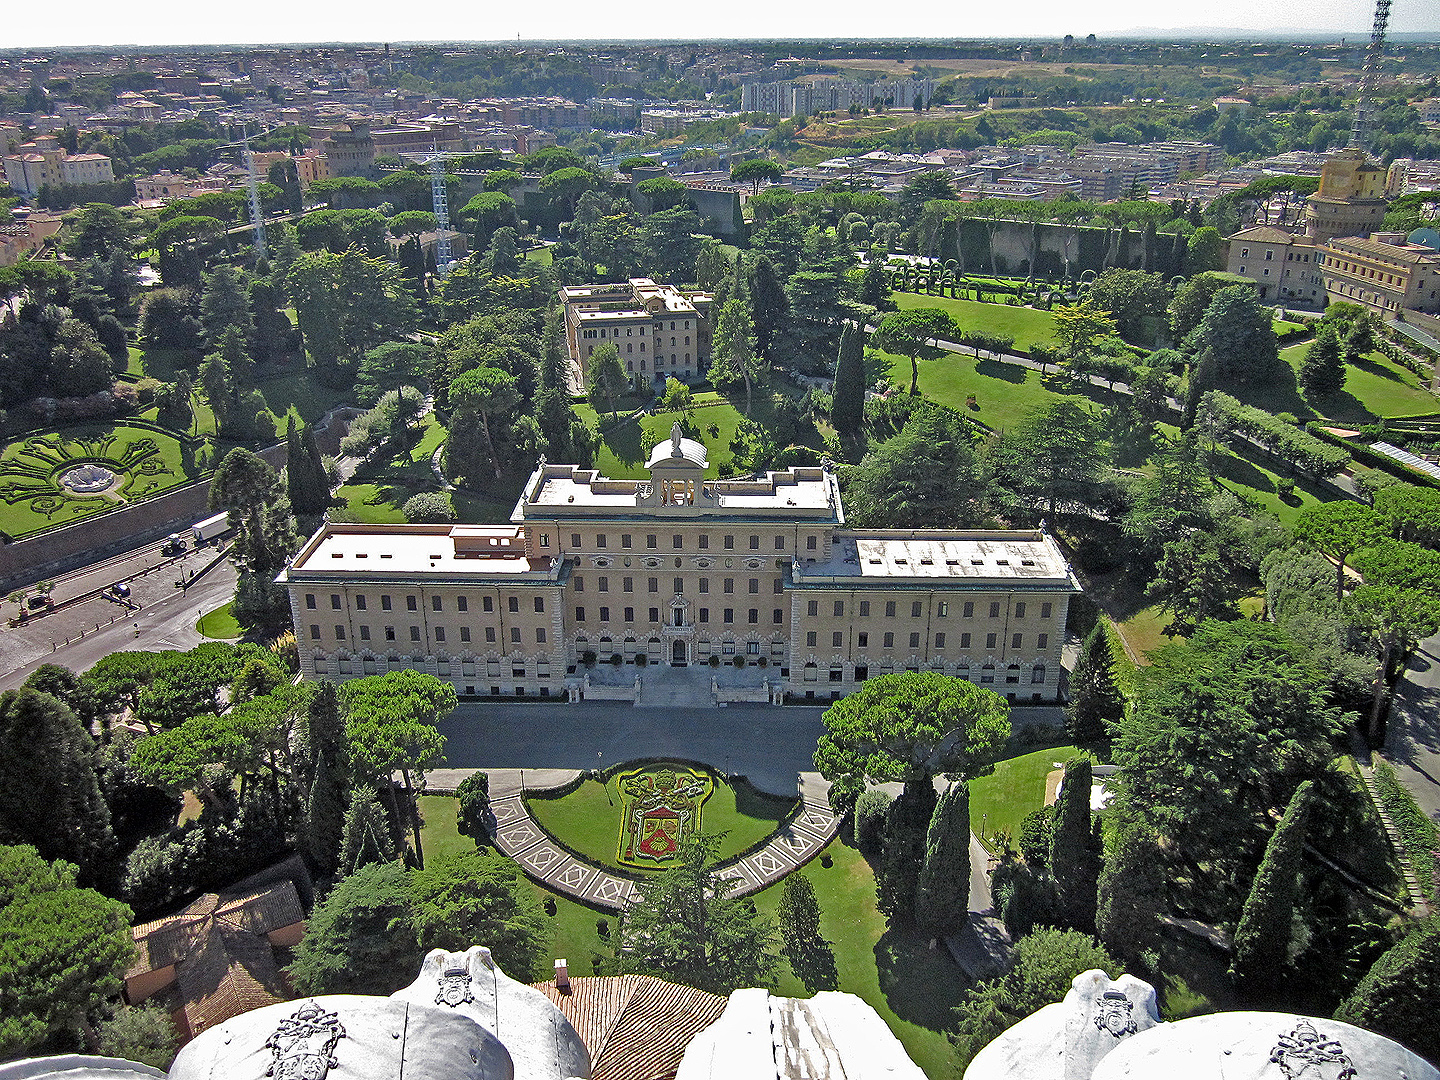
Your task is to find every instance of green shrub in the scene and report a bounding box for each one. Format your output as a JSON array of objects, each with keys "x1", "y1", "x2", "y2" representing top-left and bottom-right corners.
[
  {"x1": 1373, "y1": 762, "x2": 1437, "y2": 896},
  {"x1": 854, "y1": 789, "x2": 893, "y2": 858}
]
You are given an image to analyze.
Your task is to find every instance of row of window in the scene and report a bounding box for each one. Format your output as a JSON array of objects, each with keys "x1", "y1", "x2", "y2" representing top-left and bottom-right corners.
[
  {"x1": 805, "y1": 630, "x2": 1049, "y2": 650},
  {"x1": 577, "y1": 606, "x2": 781, "y2": 625},
  {"x1": 306, "y1": 592, "x2": 544, "y2": 614},
  {"x1": 798, "y1": 661, "x2": 1047, "y2": 685},
  {"x1": 311, "y1": 624, "x2": 548, "y2": 645},
  {"x1": 570, "y1": 532, "x2": 818, "y2": 552},
  {"x1": 576, "y1": 575, "x2": 783, "y2": 595},
  {"x1": 804, "y1": 599, "x2": 1052, "y2": 620},
  {"x1": 580, "y1": 319, "x2": 692, "y2": 340}
]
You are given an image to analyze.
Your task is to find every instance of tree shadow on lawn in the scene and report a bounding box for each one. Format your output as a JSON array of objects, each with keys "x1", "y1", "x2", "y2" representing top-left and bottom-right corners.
[
  {"x1": 874, "y1": 927, "x2": 974, "y2": 1031},
  {"x1": 602, "y1": 417, "x2": 645, "y2": 467},
  {"x1": 975, "y1": 358, "x2": 1029, "y2": 384},
  {"x1": 134, "y1": 346, "x2": 198, "y2": 383},
  {"x1": 1309, "y1": 387, "x2": 1378, "y2": 426},
  {"x1": 1351, "y1": 354, "x2": 1418, "y2": 387}
]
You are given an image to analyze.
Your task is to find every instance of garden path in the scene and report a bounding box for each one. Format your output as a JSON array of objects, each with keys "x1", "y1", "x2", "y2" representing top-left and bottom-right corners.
[{"x1": 482, "y1": 767, "x2": 838, "y2": 911}]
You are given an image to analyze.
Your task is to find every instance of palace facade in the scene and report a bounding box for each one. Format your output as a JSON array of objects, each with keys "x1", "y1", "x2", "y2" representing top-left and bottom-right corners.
[{"x1": 280, "y1": 427, "x2": 1078, "y2": 705}]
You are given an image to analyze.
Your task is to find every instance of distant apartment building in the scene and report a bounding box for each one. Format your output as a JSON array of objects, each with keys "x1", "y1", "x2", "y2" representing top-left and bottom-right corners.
[
  {"x1": 1318, "y1": 232, "x2": 1440, "y2": 318},
  {"x1": 587, "y1": 98, "x2": 646, "y2": 130},
  {"x1": 741, "y1": 78, "x2": 933, "y2": 117},
  {"x1": 561, "y1": 278, "x2": 714, "y2": 387},
  {"x1": 481, "y1": 98, "x2": 588, "y2": 130},
  {"x1": 250, "y1": 149, "x2": 330, "y2": 190},
  {"x1": 639, "y1": 109, "x2": 740, "y2": 138},
  {"x1": 1226, "y1": 226, "x2": 1326, "y2": 308},
  {"x1": 2, "y1": 139, "x2": 114, "y2": 197}
]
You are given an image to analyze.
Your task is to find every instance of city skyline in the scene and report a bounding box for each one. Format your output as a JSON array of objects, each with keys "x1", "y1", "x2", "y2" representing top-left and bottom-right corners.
[{"x1": 1, "y1": 0, "x2": 1437, "y2": 50}]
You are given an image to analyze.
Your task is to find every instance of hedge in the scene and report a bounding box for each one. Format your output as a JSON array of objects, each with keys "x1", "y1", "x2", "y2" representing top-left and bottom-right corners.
[
  {"x1": 1373, "y1": 762, "x2": 1437, "y2": 898},
  {"x1": 1205, "y1": 392, "x2": 1350, "y2": 477},
  {"x1": 1306, "y1": 425, "x2": 1440, "y2": 490}
]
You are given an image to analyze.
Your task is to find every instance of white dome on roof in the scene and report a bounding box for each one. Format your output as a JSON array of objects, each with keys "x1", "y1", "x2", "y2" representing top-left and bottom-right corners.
[
  {"x1": 1091, "y1": 1012, "x2": 1439, "y2": 1080},
  {"x1": 168, "y1": 995, "x2": 515, "y2": 1080},
  {"x1": 647, "y1": 421, "x2": 707, "y2": 469}
]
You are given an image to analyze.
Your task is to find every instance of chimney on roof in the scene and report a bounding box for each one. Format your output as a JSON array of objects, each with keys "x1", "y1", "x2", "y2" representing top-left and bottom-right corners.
[{"x1": 554, "y1": 957, "x2": 570, "y2": 992}]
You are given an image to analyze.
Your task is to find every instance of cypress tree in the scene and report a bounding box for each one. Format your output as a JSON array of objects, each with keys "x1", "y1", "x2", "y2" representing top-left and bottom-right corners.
[
  {"x1": 747, "y1": 254, "x2": 790, "y2": 361},
  {"x1": 1182, "y1": 348, "x2": 1218, "y2": 430},
  {"x1": 1050, "y1": 758, "x2": 1099, "y2": 931},
  {"x1": 832, "y1": 321, "x2": 866, "y2": 436},
  {"x1": 1096, "y1": 814, "x2": 1165, "y2": 964},
  {"x1": 302, "y1": 683, "x2": 348, "y2": 878},
  {"x1": 1231, "y1": 780, "x2": 1314, "y2": 994},
  {"x1": 1300, "y1": 325, "x2": 1345, "y2": 399},
  {"x1": 536, "y1": 308, "x2": 576, "y2": 462},
  {"x1": 337, "y1": 786, "x2": 397, "y2": 878},
  {"x1": 877, "y1": 783, "x2": 936, "y2": 927},
  {"x1": 1335, "y1": 914, "x2": 1440, "y2": 1064},
  {"x1": 915, "y1": 780, "x2": 972, "y2": 938},
  {"x1": 777, "y1": 873, "x2": 838, "y2": 992},
  {"x1": 1066, "y1": 623, "x2": 1124, "y2": 743}
]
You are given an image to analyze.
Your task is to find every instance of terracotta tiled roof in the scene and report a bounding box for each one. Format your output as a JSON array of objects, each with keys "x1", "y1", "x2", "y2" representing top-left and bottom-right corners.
[
  {"x1": 531, "y1": 975, "x2": 726, "y2": 1080},
  {"x1": 126, "y1": 869, "x2": 306, "y2": 1039},
  {"x1": 1227, "y1": 225, "x2": 1306, "y2": 244}
]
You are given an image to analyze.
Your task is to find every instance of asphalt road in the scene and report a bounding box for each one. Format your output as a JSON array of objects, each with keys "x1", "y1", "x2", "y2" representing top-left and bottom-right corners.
[
  {"x1": 0, "y1": 559, "x2": 238, "y2": 691},
  {"x1": 435, "y1": 701, "x2": 829, "y2": 795},
  {"x1": 1386, "y1": 632, "x2": 1440, "y2": 824}
]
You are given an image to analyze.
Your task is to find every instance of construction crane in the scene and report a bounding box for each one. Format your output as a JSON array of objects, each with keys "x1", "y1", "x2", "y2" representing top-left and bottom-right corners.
[
  {"x1": 400, "y1": 147, "x2": 461, "y2": 279},
  {"x1": 218, "y1": 124, "x2": 272, "y2": 262},
  {"x1": 1348, "y1": 0, "x2": 1393, "y2": 153}
]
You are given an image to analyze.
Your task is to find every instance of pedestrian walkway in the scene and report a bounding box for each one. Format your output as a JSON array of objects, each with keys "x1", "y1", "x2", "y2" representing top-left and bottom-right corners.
[{"x1": 483, "y1": 767, "x2": 838, "y2": 911}]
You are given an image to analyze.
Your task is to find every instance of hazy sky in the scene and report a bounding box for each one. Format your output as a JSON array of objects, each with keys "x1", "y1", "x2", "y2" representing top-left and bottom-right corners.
[{"x1": 1, "y1": 0, "x2": 1436, "y2": 49}]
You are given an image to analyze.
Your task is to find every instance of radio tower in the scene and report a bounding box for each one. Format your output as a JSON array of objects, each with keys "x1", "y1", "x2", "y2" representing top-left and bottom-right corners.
[{"x1": 1348, "y1": 0, "x2": 1392, "y2": 153}]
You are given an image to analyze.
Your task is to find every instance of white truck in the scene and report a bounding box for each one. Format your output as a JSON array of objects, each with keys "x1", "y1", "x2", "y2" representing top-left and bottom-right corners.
[{"x1": 191, "y1": 512, "x2": 231, "y2": 545}]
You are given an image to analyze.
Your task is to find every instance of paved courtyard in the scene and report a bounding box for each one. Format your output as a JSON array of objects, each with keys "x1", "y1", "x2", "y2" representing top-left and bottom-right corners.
[{"x1": 435, "y1": 701, "x2": 830, "y2": 795}]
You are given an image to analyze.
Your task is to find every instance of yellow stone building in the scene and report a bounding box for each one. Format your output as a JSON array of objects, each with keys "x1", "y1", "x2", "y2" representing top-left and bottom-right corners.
[{"x1": 280, "y1": 427, "x2": 1078, "y2": 705}]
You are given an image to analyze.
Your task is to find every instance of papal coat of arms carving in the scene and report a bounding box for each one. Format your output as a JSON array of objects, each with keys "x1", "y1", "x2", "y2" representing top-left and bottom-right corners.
[{"x1": 263, "y1": 1001, "x2": 347, "y2": 1080}]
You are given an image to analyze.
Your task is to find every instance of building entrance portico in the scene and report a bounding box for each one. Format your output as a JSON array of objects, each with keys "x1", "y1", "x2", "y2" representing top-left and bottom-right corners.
[{"x1": 671, "y1": 640, "x2": 688, "y2": 666}]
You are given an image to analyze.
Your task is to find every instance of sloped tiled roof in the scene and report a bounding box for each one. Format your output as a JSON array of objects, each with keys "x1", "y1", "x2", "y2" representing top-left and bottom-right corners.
[
  {"x1": 126, "y1": 869, "x2": 306, "y2": 1039},
  {"x1": 531, "y1": 975, "x2": 726, "y2": 1080}
]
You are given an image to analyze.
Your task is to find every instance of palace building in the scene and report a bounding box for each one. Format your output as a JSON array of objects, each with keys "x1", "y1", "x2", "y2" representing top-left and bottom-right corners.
[
  {"x1": 279, "y1": 425, "x2": 1078, "y2": 705},
  {"x1": 560, "y1": 278, "x2": 713, "y2": 388}
]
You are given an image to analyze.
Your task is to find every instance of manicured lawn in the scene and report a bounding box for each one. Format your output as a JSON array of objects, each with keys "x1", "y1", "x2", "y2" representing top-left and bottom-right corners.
[
  {"x1": 416, "y1": 795, "x2": 967, "y2": 1078},
  {"x1": 525, "y1": 772, "x2": 797, "y2": 871},
  {"x1": 252, "y1": 367, "x2": 354, "y2": 430},
  {"x1": 1278, "y1": 344, "x2": 1437, "y2": 422},
  {"x1": 195, "y1": 601, "x2": 241, "y2": 639},
  {"x1": 334, "y1": 483, "x2": 410, "y2": 524},
  {"x1": 891, "y1": 291, "x2": 1057, "y2": 352},
  {"x1": 880, "y1": 348, "x2": 1083, "y2": 432},
  {"x1": 968, "y1": 745, "x2": 1086, "y2": 853},
  {"x1": 1208, "y1": 443, "x2": 1341, "y2": 528},
  {"x1": 1111, "y1": 605, "x2": 1176, "y2": 665},
  {"x1": 0, "y1": 422, "x2": 203, "y2": 539},
  {"x1": 581, "y1": 389, "x2": 813, "y2": 480}
]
